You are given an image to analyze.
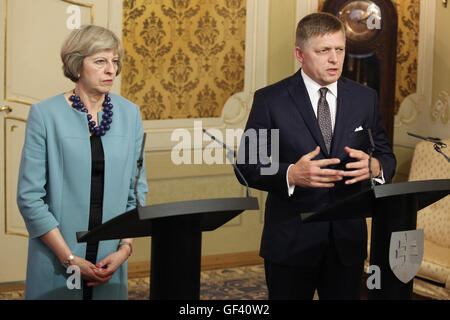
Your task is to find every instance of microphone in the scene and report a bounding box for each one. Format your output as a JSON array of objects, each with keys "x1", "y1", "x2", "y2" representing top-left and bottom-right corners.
[
  {"x1": 202, "y1": 129, "x2": 252, "y2": 198},
  {"x1": 407, "y1": 132, "x2": 449, "y2": 163},
  {"x1": 367, "y1": 128, "x2": 376, "y2": 189},
  {"x1": 434, "y1": 144, "x2": 450, "y2": 162},
  {"x1": 134, "y1": 133, "x2": 147, "y2": 208},
  {"x1": 407, "y1": 132, "x2": 446, "y2": 146}
]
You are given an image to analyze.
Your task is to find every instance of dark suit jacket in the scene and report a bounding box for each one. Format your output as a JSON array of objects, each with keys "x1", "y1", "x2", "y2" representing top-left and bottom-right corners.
[{"x1": 236, "y1": 69, "x2": 396, "y2": 267}]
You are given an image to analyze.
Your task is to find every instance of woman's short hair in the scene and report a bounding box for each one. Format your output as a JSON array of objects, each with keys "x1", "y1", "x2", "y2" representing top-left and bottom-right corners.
[
  {"x1": 295, "y1": 13, "x2": 345, "y2": 49},
  {"x1": 61, "y1": 25, "x2": 124, "y2": 82}
]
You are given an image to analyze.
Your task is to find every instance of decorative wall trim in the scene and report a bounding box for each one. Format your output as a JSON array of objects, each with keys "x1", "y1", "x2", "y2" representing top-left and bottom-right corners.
[
  {"x1": 430, "y1": 90, "x2": 449, "y2": 125},
  {"x1": 143, "y1": 0, "x2": 269, "y2": 152},
  {"x1": 294, "y1": 0, "x2": 318, "y2": 71},
  {"x1": 107, "y1": 0, "x2": 123, "y2": 95},
  {"x1": 395, "y1": 0, "x2": 436, "y2": 127},
  {"x1": 2, "y1": 0, "x2": 96, "y2": 106},
  {"x1": 4, "y1": 116, "x2": 28, "y2": 237},
  {"x1": 128, "y1": 250, "x2": 263, "y2": 279}
]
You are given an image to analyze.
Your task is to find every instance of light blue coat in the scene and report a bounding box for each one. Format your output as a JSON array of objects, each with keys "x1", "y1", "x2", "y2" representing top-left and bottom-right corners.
[{"x1": 17, "y1": 93, "x2": 148, "y2": 300}]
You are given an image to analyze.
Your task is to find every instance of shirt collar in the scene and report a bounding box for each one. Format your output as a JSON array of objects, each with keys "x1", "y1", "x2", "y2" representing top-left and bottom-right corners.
[{"x1": 301, "y1": 69, "x2": 338, "y2": 98}]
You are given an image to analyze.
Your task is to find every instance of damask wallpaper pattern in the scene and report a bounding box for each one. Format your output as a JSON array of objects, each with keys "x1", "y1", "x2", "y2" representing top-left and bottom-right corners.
[
  {"x1": 318, "y1": 0, "x2": 419, "y2": 115},
  {"x1": 121, "y1": 0, "x2": 246, "y2": 120},
  {"x1": 393, "y1": 0, "x2": 419, "y2": 115}
]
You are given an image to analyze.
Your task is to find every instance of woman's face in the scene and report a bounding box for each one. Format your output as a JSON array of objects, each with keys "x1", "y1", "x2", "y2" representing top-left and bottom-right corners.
[{"x1": 78, "y1": 49, "x2": 119, "y2": 94}]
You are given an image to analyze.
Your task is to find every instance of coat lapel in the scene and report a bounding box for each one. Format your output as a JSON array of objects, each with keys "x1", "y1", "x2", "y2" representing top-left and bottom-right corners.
[{"x1": 287, "y1": 70, "x2": 329, "y2": 155}]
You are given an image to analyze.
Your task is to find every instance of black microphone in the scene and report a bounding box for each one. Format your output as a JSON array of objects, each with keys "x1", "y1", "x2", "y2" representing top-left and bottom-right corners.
[
  {"x1": 434, "y1": 144, "x2": 450, "y2": 162},
  {"x1": 202, "y1": 129, "x2": 251, "y2": 198},
  {"x1": 367, "y1": 128, "x2": 376, "y2": 189},
  {"x1": 134, "y1": 133, "x2": 147, "y2": 208},
  {"x1": 407, "y1": 132, "x2": 446, "y2": 146},
  {"x1": 407, "y1": 132, "x2": 449, "y2": 163}
]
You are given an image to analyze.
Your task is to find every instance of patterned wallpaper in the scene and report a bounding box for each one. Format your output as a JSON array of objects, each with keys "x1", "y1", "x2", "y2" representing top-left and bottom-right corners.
[
  {"x1": 392, "y1": 0, "x2": 419, "y2": 115},
  {"x1": 318, "y1": 0, "x2": 419, "y2": 115},
  {"x1": 121, "y1": 0, "x2": 246, "y2": 120}
]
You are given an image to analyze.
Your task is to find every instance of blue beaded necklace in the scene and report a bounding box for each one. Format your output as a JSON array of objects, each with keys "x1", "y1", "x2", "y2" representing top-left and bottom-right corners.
[{"x1": 69, "y1": 90, "x2": 113, "y2": 136}]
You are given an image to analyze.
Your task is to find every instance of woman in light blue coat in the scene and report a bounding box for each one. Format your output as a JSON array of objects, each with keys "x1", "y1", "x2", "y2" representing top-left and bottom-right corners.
[{"x1": 17, "y1": 25, "x2": 148, "y2": 300}]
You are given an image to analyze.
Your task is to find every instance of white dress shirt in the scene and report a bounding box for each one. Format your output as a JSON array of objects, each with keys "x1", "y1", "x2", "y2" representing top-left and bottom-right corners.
[
  {"x1": 286, "y1": 70, "x2": 384, "y2": 196},
  {"x1": 302, "y1": 69, "x2": 338, "y2": 131}
]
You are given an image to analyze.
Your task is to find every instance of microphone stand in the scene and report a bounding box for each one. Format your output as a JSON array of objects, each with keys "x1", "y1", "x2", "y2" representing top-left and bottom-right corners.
[
  {"x1": 407, "y1": 132, "x2": 450, "y2": 163},
  {"x1": 367, "y1": 128, "x2": 376, "y2": 190},
  {"x1": 134, "y1": 133, "x2": 147, "y2": 208},
  {"x1": 202, "y1": 129, "x2": 252, "y2": 198}
]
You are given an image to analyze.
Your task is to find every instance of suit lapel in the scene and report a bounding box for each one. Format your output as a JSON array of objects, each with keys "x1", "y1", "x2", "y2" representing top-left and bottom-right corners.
[
  {"x1": 287, "y1": 70, "x2": 328, "y2": 155},
  {"x1": 330, "y1": 78, "x2": 352, "y2": 158}
]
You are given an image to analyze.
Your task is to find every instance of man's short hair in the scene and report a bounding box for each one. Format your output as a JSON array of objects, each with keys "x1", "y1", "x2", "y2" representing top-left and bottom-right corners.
[{"x1": 295, "y1": 12, "x2": 345, "y2": 49}]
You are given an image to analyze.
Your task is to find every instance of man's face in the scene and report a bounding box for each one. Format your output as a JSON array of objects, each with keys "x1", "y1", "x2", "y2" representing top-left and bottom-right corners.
[{"x1": 295, "y1": 31, "x2": 345, "y2": 86}]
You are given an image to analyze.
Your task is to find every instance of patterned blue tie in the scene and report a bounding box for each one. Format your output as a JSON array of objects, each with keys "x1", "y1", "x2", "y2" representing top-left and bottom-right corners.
[{"x1": 318, "y1": 87, "x2": 333, "y2": 153}]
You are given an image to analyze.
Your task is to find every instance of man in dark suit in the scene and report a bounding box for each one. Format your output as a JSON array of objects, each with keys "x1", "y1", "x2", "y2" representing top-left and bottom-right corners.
[{"x1": 236, "y1": 13, "x2": 396, "y2": 299}]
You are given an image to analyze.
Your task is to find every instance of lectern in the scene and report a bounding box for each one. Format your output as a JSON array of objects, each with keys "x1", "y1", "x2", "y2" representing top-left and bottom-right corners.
[
  {"x1": 77, "y1": 196, "x2": 259, "y2": 300},
  {"x1": 300, "y1": 179, "x2": 450, "y2": 300}
]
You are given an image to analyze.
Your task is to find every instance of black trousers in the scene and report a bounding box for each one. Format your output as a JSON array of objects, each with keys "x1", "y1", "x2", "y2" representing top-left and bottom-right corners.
[{"x1": 264, "y1": 234, "x2": 364, "y2": 300}]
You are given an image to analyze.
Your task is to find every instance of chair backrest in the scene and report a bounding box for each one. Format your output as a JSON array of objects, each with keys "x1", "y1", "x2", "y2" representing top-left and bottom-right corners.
[{"x1": 408, "y1": 138, "x2": 450, "y2": 247}]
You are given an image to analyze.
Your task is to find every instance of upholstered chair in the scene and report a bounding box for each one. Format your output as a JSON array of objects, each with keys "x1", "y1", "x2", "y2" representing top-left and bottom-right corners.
[{"x1": 408, "y1": 138, "x2": 450, "y2": 300}]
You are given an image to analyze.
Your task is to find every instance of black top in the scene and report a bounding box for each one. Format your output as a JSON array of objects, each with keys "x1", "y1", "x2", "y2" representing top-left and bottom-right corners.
[{"x1": 83, "y1": 135, "x2": 105, "y2": 300}]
